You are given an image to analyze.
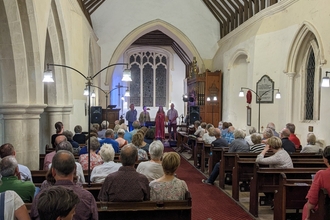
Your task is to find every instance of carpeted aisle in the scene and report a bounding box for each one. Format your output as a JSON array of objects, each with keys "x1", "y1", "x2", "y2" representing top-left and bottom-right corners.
[{"x1": 167, "y1": 147, "x2": 254, "y2": 220}]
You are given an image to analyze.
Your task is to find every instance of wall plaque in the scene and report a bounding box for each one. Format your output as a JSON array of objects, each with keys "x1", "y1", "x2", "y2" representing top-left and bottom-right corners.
[{"x1": 256, "y1": 75, "x2": 274, "y2": 103}]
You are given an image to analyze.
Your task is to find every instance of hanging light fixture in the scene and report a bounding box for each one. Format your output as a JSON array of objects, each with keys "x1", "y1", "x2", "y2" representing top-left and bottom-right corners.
[
  {"x1": 122, "y1": 68, "x2": 132, "y2": 81},
  {"x1": 238, "y1": 89, "x2": 245, "y2": 97},
  {"x1": 124, "y1": 88, "x2": 130, "y2": 97},
  {"x1": 83, "y1": 87, "x2": 89, "y2": 96},
  {"x1": 275, "y1": 91, "x2": 281, "y2": 99},
  {"x1": 321, "y1": 71, "x2": 330, "y2": 88},
  {"x1": 91, "y1": 90, "x2": 96, "y2": 98},
  {"x1": 42, "y1": 65, "x2": 54, "y2": 82}
]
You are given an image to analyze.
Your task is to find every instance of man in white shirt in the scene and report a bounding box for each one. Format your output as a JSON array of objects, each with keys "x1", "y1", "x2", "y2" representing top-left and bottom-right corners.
[
  {"x1": 167, "y1": 103, "x2": 178, "y2": 141},
  {"x1": 0, "y1": 143, "x2": 33, "y2": 182}
]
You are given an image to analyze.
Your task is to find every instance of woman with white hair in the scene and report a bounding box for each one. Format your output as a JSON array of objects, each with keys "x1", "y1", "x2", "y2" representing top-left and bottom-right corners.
[
  {"x1": 301, "y1": 133, "x2": 323, "y2": 153},
  {"x1": 90, "y1": 144, "x2": 122, "y2": 183},
  {"x1": 228, "y1": 129, "x2": 250, "y2": 152},
  {"x1": 116, "y1": 129, "x2": 128, "y2": 148},
  {"x1": 136, "y1": 140, "x2": 164, "y2": 182}
]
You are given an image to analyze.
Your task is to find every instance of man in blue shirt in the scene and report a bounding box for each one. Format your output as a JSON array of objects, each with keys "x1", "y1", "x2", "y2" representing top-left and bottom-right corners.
[
  {"x1": 99, "y1": 129, "x2": 120, "y2": 153},
  {"x1": 126, "y1": 103, "x2": 137, "y2": 131}
]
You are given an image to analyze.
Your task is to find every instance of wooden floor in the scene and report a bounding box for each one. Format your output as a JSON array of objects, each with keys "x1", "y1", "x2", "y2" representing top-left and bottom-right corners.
[{"x1": 175, "y1": 147, "x2": 274, "y2": 220}]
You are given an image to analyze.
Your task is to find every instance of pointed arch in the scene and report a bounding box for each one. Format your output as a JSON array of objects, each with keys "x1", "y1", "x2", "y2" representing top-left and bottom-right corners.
[
  {"x1": 104, "y1": 19, "x2": 203, "y2": 85},
  {"x1": 227, "y1": 49, "x2": 250, "y2": 71}
]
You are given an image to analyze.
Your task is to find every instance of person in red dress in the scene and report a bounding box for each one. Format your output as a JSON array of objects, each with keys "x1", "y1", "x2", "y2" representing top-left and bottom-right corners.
[{"x1": 155, "y1": 106, "x2": 165, "y2": 141}]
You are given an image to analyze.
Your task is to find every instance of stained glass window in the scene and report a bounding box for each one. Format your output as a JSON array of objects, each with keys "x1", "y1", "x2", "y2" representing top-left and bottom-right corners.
[{"x1": 305, "y1": 49, "x2": 315, "y2": 120}]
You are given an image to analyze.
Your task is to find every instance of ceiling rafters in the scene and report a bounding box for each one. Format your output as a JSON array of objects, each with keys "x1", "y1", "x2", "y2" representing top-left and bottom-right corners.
[
  {"x1": 211, "y1": 0, "x2": 231, "y2": 21},
  {"x1": 202, "y1": 0, "x2": 226, "y2": 23}
]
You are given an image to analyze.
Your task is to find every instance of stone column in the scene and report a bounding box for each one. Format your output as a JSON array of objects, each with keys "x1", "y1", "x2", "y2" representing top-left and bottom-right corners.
[{"x1": 285, "y1": 72, "x2": 296, "y2": 123}]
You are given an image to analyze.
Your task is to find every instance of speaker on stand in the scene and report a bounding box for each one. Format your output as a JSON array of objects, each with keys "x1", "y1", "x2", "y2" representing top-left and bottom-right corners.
[
  {"x1": 91, "y1": 106, "x2": 103, "y2": 124},
  {"x1": 189, "y1": 106, "x2": 200, "y2": 125}
]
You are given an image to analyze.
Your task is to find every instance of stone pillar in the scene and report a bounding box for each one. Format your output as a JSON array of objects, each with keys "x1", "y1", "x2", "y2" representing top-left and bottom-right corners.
[{"x1": 285, "y1": 72, "x2": 296, "y2": 123}]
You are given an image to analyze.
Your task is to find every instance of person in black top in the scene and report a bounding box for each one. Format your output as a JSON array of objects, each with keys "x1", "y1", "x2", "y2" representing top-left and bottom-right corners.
[{"x1": 280, "y1": 128, "x2": 296, "y2": 153}]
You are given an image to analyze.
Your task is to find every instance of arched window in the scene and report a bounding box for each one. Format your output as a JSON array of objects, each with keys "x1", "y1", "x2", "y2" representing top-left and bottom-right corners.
[
  {"x1": 127, "y1": 49, "x2": 169, "y2": 107},
  {"x1": 305, "y1": 48, "x2": 315, "y2": 120}
]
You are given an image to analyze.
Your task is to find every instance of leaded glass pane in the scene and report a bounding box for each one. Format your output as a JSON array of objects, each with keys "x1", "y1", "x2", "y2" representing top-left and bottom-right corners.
[
  {"x1": 305, "y1": 49, "x2": 315, "y2": 120},
  {"x1": 161, "y1": 56, "x2": 167, "y2": 65},
  {"x1": 156, "y1": 56, "x2": 160, "y2": 64},
  {"x1": 143, "y1": 56, "x2": 147, "y2": 63},
  {"x1": 130, "y1": 64, "x2": 141, "y2": 106},
  {"x1": 136, "y1": 55, "x2": 141, "y2": 63},
  {"x1": 129, "y1": 55, "x2": 135, "y2": 63},
  {"x1": 156, "y1": 64, "x2": 166, "y2": 107},
  {"x1": 143, "y1": 64, "x2": 153, "y2": 107}
]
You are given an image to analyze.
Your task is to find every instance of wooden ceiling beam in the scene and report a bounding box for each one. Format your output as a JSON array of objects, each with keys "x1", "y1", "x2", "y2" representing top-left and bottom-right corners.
[
  {"x1": 202, "y1": 0, "x2": 223, "y2": 23},
  {"x1": 211, "y1": 0, "x2": 231, "y2": 20},
  {"x1": 172, "y1": 42, "x2": 191, "y2": 66}
]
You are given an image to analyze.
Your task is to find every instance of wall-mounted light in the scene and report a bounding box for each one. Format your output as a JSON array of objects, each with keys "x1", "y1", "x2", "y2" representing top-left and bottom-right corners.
[
  {"x1": 42, "y1": 65, "x2": 54, "y2": 82},
  {"x1": 122, "y1": 68, "x2": 132, "y2": 81},
  {"x1": 124, "y1": 88, "x2": 130, "y2": 97},
  {"x1": 321, "y1": 71, "x2": 330, "y2": 87},
  {"x1": 91, "y1": 90, "x2": 96, "y2": 98},
  {"x1": 83, "y1": 87, "x2": 89, "y2": 96}
]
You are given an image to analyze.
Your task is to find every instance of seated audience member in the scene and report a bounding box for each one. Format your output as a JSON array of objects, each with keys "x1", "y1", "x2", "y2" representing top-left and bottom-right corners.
[
  {"x1": 256, "y1": 136, "x2": 293, "y2": 168},
  {"x1": 73, "y1": 125, "x2": 86, "y2": 144},
  {"x1": 132, "y1": 131, "x2": 150, "y2": 153},
  {"x1": 51, "y1": 122, "x2": 64, "y2": 148},
  {"x1": 202, "y1": 125, "x2": 216, "y2": 144},
  {"x1": 0, "y1": 156, "x2": 35, "y2": 202},
  {"x1": 91, "y1": 144, "x2": 122, "y2": 183},
  {"x1": 286, "y1": 122, "x2": 301, "y2": 149},
  {"x1": 48, "y1": 141, "x2": 85, "y2": 184},
  {"x1": 63, "y1": 130, "x2": 80, "y2": 149},
  {"x1": 228, "y1": 129, "x2": 249, "y2": 153},
  {"x1": 99, "y1": 129, "x2": 119, "y2": 153},
  {"x1": 0, "y1": 190, "x2": 30, "y2": 220},
  {"x1": 250, "y1": 134, "x2": 265, "y2": 153},
  {"x1": 98, "y1": 120, "x2": 109, "y2": 139},
  {"x1": 130, "y1": 120, "x2": 141, "y2": 136},
  {"x1": 280, "y1": 128, "x2": 296, "y2": 153},
  {"x1": 261, "y1": 127, "x2": 274, "y2": 144},
  {"x1": 218, "y1": 121, "x2": 223, "y2": 132},
  {"x1": 113, "y1": 120, "x2": 120, "y2": 134},
  {"x1": 301, "y1": 133, "x2": 323, "y2": 153},
  {"x1": 221, "y1": 122, "x2": 229, "y2": 137},
  {"x1": 137, "y1": 140, "x2": 164, "y2": 182},
  {"x1": 192, "y1": 121, "x2": 202, "y2": 137},
  {"x1": 116, "y1": 129, "x2": 128, "y2": 148},
  {"x1": 30, "y1": 150, "x2": 98, "y2": 220},
  {"x1": 98, "y1": 144, "x2": 150, "y2": 202},
  {"x1": 37, "y1": 186, "x2": 80, "y2": 220},
  {"x1": 144, "y1": 129, "x2": 155, "y2": 145},
  {"x1": 267, "y1": 122, "x2": 279, "y2": 137},
  {"x1": 150, "y1": 152, "x2": 188, "y2": 200},
  {"x1": 44, "y1": 135, "x2": 67, "y2": 170},
  {"x1": 79, "y1": 136, "x2": 103, "y2": 170},
  {"x1": 302, "y1": 146, "x2": 330, "y2": 220},
  {"x1": 0, "y1": 143, "x2": 33, "y2": 182},
  {"x1": 223, "y1": 126, "x2": 235, "y2": 144},
  {"x1": 120, "y1": 123, "x2": 133, "y2": 143},
  {"x1": 245, "y1": 127, "x2": 257, "y2": 146},
  {"x1": 92, "y1": 123, "x2": 100, "y2": 133},
  {"x1": 212, "y1": 128, "x2": 228, "y2": 147}
]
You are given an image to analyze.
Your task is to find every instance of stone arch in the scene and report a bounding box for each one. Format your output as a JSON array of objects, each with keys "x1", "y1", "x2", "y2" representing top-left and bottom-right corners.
[
  {"x1": 227, "y1": 49, "x2": 250, "y2": 71},
  {"x1": 104, "y1": 19, "x2": 203, "y2": 84}
]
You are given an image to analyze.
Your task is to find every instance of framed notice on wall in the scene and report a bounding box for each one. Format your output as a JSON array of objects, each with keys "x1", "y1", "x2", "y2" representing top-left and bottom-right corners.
[
  {"x1": 256, "y1": 75, "x2": 275, "y2": 103},
  {"x1": 247, "y1": 106, "x2": 251, "y2": 126}
]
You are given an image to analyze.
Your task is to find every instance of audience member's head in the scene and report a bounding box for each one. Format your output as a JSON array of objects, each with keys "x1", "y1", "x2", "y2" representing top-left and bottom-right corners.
[
  {"x1": 74, "y1": 125, "x2": 82, "y2": 134},
  {"x1": 120, "y1": 123, "x2": 128, "y2": 131},
  {"x1": 88, "y1": 136, "x2": 100, "y2": 152},
  {"x1": 0, "y1": 156, "x2": 18, "y2": 177},
  {"x1": 149, "y1": 140, "x2": 164, "y2": 160},
  {"x1": 120, "y1": 144, "x2": 138, "y2": 166},
  {"x1": 54, "y1": 135, "x2": 67, "y2": 147},
  {"x1": 263, "y1": 128, "x2": 274, "y2": 139},
  {"x1": 55, "y1": 122, "x2": 64, "y2": 134},
  {"x1": 267, "y1": 136, "x2": 282, "y2": 150},
  {"x1": 194, "y1": 121, "x2": 201, "y2": 128},
  {"x1": 322, "y1": 146, "x2": 330, "y2": 164},
  {"x1": 234, "y1": 129, "x2": 245, "y2": 139},
  {"x1": 132, "y1": 132, "x2": 144, "y2": 147},
  {"x1": 286, "y1": 123, "x2": 296, "y2": 134},
  {"x1": 63, "y1": 130, "x2": 74, "y2": 141},
  {"x1": 213, "y1": 128, "x2": 221, "y2": 138},
  {"x1": 267, "y1": 122, "x2": 276, "y2": 131},
  {"x1": 205, "y1": 123, "x2": 214, "y2": 131},
  {"x1": 119, "y1": 119, "x2": 125, "y2": 125},
  {"x1": 201, "y1": 122, "x2": 207, "y2": 129},
  {"x1": 280, "y1": 128, "x2": 291, "y2": 138},
  {"x1": 56, "y1": 141, "x2": 73, "y2": 153},
  {"x1": 0, "y1": 143, "x2": 15, "y2": 158},
  {"x1": 52, "y1": 150, "x2": 76, "y2": 177},
  {"x1": 105, "y1": 129, "x2": 115, "y2": 138},
  {"x1": 37, "y1": 186, "x2": 80, "y2": 220},
  {"x1": 101, "y1": 120, "x2": 109, "y2": 129},
  {"x1": 249, "y1": 127, "x2": 257, "y2": 135},
  {"x1": 145, "y1": 129, "x2": 155, "y2": 140},
  {"x1": 222, "y1": 122, "x2": 229, "y2": 129},
  {"x1": 228, "y1": 126, "x2": 235, "y2": 133},
  {"x1": 208, "y1": 127, "x2": 216, "y2": 136},
  {"x1": 139, "y1": 127, "x2": 148, "y2": 135},
  {"x1": 92, "y1": 123, "x2": 100, "y2": 131},
  {"x1": 251, "y1": 134, "x2": 262, "y2": 145},
  {"x1": 99, "y1": 144, "x2": 115, "y2": 162},
  {"x1": 307, "y1": 133, "x2": 316, "y2": 145},
  {"x1": 117, "y1": 129, "x2": 125, "y2": 138},
  {"x1": 132, "y1": 121, "x2": 140, "y2": 129},
  {"x1": 162, "y1": 152, "x2": 180, "y2": 175}
]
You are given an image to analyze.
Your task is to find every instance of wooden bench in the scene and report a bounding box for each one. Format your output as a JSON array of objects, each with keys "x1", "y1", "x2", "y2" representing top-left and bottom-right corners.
[
  {"x1": 200, "y1": 143, "x2": 211, "y2": 173},
  {"x1": 273, "y1": 173, "x2": 312, "y2": 220},
  {"x1": 208, "y1": 146, "x2": 228, "y2": 175},
  {"x1": 310, "y1": 188, "x2": 330, "y2": 220},
  {"x1": 249, "y1": 165, "x2": 325, "y2": 217}
]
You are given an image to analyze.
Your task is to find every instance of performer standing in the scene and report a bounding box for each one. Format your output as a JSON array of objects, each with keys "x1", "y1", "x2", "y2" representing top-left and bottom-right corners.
[
  {"x1": 139, "y1": 106, "x2": 151, "y2": 127},
  {"x1": 125, "y1": 103, "x2": 137, "y2": 131},
  {"x1": 167, "y1": 103, "x2": 178, "y2": 141},
  {"x1": 155, "y1": 106, "x2": 165, "y2": 141}
]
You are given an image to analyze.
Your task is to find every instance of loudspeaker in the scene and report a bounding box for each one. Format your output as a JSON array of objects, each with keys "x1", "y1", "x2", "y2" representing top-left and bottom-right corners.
[
  {"x1": 189, "y1": 106, "x2": 200, "y2": 125},
  {"x1": 91, "y1": 106, "x2": 102, "y2": 124}
]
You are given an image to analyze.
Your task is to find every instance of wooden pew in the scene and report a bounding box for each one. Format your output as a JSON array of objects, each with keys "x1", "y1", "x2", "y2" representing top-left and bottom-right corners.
[
  {"x1": 39, "y1": 154, "x2": 80, "y2": 170},
  {"x1": 208, "y1": 146, "x2": 228, "y2": 175},
  {"x1": 200, "y1": 143, "x2": 211, "y2": 173},
  {"x1": 310, "y1": 188, "x2": 330, "y2": 220},
  {"x1": 273, "y1": 173, "x2": 312, "y2": 220},
  {"x1": 249, "y1": 165, "x2": 325, "y2": 217},
  {"x1": 193, "y1": 140, "x2": 203, "y2": 167}
]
